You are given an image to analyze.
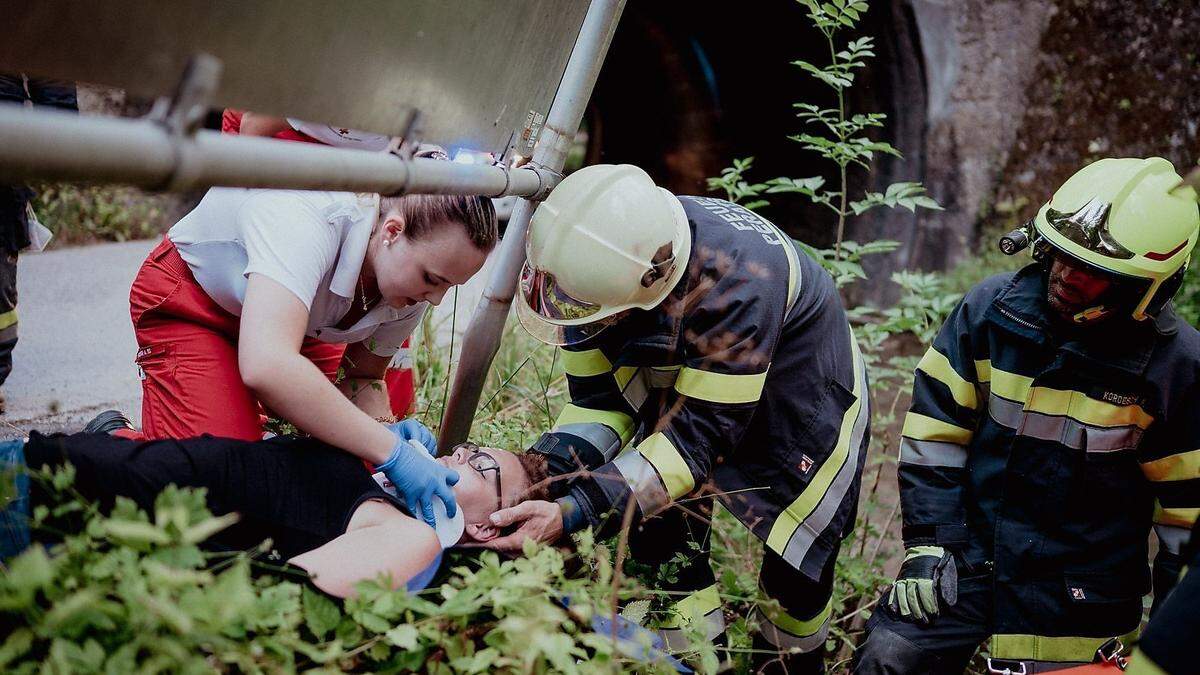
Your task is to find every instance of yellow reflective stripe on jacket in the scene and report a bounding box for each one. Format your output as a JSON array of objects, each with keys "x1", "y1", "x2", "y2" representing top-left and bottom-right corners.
[
  {"x1": 986, "y1": 363, "x2": 1154, "y2": 429},
  {"x1": 1026, "y1": 387, "x2": 1154, "y2": 429},
  {"x1": 561, "y1": 349, "x2": 612, "y2": 377},
  {"x1": 1154, "y1": 501, "x2": 1200, "y2": 528},
  {"x1": 614, "y1": 366, "x2": 638, "y2": 390},
  {"x1": 974, "y1": 359, "x2": 992, "y2": 383},
  {"x1": 662, "y1": 583, "x2": 722, "y2": 628},
  {"x1": 901, "y1": 412, "x2": 973, "y2": 445},
  {"x1": 989, "y1": 366, "x2": 1033, "y2": 401},
  {"x1": 637, "y1": 432, "x2": 695, "y2": 499},
  {"x1": 554, "y1": 404, "x2": 635, "y2": 446},
  {"x1": 675, "y1": 367, "x2": 768, "y2": 405},
  {"x1": 990, "y1": 630, "x2": 1139, "y2": 662},
  {"x1": 0, "y1": 308, "x2": 16, "y2": 331},
  {"x1": 916, "y1": 347, "x2": 978, "y2": 410},
  {"x1": 1142, "y1": 448, "x2": 1200, "y2": 482},
  {"x1": 767, "y1": 331, "x2": 864, "y2": 553}
]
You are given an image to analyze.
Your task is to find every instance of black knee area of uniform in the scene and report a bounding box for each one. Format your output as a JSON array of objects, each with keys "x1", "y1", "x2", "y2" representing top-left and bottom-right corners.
[
  {"x1": 852, "y1": 627, "x2": 930, "y2": 675},
  {"x1": 751, "y1": 633, "x2": 826, "y2": 675}
]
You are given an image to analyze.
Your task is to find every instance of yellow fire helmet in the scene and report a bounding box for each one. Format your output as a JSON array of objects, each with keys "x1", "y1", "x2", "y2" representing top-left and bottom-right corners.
[
  {"x1": 516, "y1": 164, "x2": 691, "y2": 346},
  {"x1": 1030, "y1": 157, "x2": 1200, "y2": 321}
]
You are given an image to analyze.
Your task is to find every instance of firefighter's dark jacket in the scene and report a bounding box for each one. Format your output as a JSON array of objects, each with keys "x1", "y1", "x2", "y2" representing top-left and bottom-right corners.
[
  {"x1": 531, "y1": 196, "x2": 869, "y2": 581},
  {"x1": 899, "y1": 264, "x2": 1200, "y2": 654}
]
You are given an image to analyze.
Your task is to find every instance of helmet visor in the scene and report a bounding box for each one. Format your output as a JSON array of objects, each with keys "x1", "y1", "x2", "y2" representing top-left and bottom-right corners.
[
  {"x1": 515, "y1": 292, "x2": 623, "y2": 346},
  {"x1": 518, "y1": 264, "x2": 604, "y2": 322},
  {"x1": 1043, "y1": 199, "x2": 1135, "y2": 260}
]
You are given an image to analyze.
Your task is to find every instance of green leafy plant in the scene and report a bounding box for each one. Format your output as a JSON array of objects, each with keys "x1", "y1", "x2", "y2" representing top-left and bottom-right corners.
[
  {"x1": 1, "y1": 462, "x2": 685, "y2": 674},
  {"x1": 30, "y1": 183, "x2": 176, "y2": 248},
  {"x1": 707, "y1": 1, "x2": 962, "y2": 666},
  {"x1": 707, "y1": 0, "x2": 940, "y2": 273}
]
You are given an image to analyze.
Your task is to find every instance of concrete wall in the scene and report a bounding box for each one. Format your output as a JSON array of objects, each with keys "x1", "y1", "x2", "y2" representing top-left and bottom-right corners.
[{"x1": 850, "y1": 0, "x2": 1058, "y2": 302}]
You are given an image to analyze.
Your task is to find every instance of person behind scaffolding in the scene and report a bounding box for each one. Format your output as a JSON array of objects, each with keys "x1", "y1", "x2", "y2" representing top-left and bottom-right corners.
[
  {"x1": 0, "y1": 73, "x2": 77, "y2": 413},
  {"x1": 482, "y1": 164, "x2": 869, "y2": 674}
]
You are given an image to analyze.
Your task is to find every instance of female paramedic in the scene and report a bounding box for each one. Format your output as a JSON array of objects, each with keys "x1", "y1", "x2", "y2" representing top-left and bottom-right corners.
[{"x1": 118, "y1": 186, "x2": 497, "y2": 524}]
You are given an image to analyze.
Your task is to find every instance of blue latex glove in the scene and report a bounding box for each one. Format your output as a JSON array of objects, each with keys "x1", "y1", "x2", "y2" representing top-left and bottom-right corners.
[
  {"x1": 388, "y1": 418, "x2": 438, "y2": 456},
  {"x1": 375, "y1": 437, "x2": 459, "y2": 528}
]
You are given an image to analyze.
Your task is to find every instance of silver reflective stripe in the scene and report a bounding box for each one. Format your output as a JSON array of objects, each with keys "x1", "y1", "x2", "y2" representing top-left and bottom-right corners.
[
  {"x1": 553, "y1": 422, "x2": 623, "y2": 462},
  {"x1": 1155, "y1": 523, "x2": 1191, "y2": 556},
  {"x1": 750, "y1": 607, "x2": 830, "y2": 653},
  {"x1": 988, "y1": 394, "x2": 1025, "y2": 429},
  {"x1": 1080, "y1": 423, "x2": 1142, "y2": 453},
  {"x1": 781, "y1": 358, "x2": 870, "y2": 568},
  {"x1": 646, "y1": 367, "x2": 680, "y2": 389},
  {"x1": 657, "y1": 609, "x2": 726, "y2": 652},
  {"x1": 988, "y1": 394, "x2": 1143, "y2": 452},
  {"x1": 613, "y1": 449, "x2": 671, "y2": 517},
  {"x1": 900, "y1": 437, "x2": 969, "y2": 468},
  {"x1": 621, "y1": 368, "x2": 650, "y2": 410}
]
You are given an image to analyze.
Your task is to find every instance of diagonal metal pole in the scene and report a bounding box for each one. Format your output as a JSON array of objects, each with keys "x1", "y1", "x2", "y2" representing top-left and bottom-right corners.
[{"x1": 438, "y1": 0, "x2": 625, "y2": 448}]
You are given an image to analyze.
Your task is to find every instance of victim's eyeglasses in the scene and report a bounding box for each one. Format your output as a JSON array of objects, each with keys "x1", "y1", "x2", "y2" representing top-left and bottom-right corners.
[{"x1": 457, "y1": 442, "x2": 502, "y2": 513}]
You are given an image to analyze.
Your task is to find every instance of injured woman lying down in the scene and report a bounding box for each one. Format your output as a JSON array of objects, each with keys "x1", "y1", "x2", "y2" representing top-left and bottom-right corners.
[{"x1": 0, "y1": 430, "x2": 550, "y2": 598}]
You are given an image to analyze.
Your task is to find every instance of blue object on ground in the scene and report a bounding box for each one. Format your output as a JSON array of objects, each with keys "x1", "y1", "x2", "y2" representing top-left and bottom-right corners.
[
  {"x1": 0, "y1": 438, "x2": 30, "y2": 560},
  {"x1": 559, "y1": 596, "x2": 691, "y2": 672}
]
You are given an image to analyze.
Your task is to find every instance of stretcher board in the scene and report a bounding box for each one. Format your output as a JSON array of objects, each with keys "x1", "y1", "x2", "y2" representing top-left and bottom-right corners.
[{"x1": 0, "y1": 0, "x2": 589, "y2": 158}]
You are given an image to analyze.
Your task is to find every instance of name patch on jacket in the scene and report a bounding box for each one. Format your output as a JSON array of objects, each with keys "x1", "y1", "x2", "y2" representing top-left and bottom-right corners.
[{"x1": 1100, "y1": 391, "x2": 1141, "y2": 407}]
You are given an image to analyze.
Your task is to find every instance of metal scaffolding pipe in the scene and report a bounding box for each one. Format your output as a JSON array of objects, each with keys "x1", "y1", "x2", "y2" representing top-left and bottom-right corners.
[
  {"x1": 0, "y1": 105, "x2": 552, "y2": 197},
  {"x1": 439, "y1": 0, "x2": 625, "y2": 448}
]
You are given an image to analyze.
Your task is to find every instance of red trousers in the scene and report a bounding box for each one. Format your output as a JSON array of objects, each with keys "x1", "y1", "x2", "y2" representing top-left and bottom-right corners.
[{"x1": 129, "y1": 238, "x2": 346, "y2": 440}]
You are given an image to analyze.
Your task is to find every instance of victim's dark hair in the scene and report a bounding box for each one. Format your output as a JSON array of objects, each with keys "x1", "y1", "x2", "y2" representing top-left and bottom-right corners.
[
  {"x1": 379, "y1": 194, "x2": 498, "y2": 252},
  {"x1": 515, "y1": 451, "x2": 551, "y2": 502}
]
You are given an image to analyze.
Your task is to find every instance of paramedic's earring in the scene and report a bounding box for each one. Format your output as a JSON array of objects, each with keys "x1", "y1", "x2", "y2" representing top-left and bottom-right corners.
[{"x1": 384, "y1": 239, "x2": 392, "y2": 247}]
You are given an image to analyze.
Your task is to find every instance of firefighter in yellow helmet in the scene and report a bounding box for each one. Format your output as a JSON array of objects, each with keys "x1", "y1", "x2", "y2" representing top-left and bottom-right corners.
[
  {"x1": 485, "y1": 164, "x2": 869, "y2": 673},
  {"x1": 854, "y1": 157, "x2": 1200, "y2": 675}
]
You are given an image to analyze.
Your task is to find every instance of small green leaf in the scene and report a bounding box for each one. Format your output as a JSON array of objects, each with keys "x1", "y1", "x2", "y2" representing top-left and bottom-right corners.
[
  {"x1": 181, "y1": 512, "x2": 240, "y2": 544},
  {"x1": 102, "y1": 519, "x2": 172, "y2": 547},
  {"x1": 0, "y1": 629, "x2": 33, "y2": 667},
  {"x1": 385, "y1": 623, "x2": 419, "y2": 649},
  {"x1": 303, "y1": 584, "x2": 343, "y2": 639}
]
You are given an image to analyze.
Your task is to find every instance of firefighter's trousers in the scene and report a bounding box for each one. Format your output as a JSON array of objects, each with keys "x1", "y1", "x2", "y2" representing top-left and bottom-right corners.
[
  {"x1": 852, "y1": 572, "x2": 997, "y2": 674},
  {"x1": 853, "y1": 572, "x2": 1111, "y2": 674},
  {"x1": 0, "y1": 248, "x2": 16, "y2": 388},
  {"x1": 630, "y1": 498, "x2": 837, "y2": 675}
]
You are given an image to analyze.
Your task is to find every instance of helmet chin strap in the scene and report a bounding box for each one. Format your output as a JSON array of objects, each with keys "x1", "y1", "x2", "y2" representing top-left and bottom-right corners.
[{"x1": 1072, "y1": 304, "x2": 1112, "y2": 324}]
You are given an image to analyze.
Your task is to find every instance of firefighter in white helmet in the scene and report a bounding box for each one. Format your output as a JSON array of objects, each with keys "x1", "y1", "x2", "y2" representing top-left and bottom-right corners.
[{"x1": 486, "y1": 164, "x2": 869, "y2": 674}]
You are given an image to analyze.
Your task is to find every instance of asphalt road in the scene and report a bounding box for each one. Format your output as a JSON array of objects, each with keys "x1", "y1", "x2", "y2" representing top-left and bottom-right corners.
[
  {"x1": 2, "y1": 239, "x2": 155, "y2": 438},
  {"x1": 0, "y1": 238, "x2": 491, "y2": 439}
]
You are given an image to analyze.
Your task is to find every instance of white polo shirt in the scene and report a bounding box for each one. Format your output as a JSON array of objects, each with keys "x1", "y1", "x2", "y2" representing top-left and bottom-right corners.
[{"x1": 168, "y1": 188, "x2": 426, "y2": 357}]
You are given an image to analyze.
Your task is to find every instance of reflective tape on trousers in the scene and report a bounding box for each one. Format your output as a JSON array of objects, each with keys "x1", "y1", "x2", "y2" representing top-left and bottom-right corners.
[{"x1": 751, "y1": 597, "x2": 831, "y2": 653}]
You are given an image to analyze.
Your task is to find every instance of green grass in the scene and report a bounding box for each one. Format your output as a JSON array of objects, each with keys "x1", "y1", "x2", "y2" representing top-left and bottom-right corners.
[{"x1": 30, "y1": 183, "x2": 177, "y2": 248}]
